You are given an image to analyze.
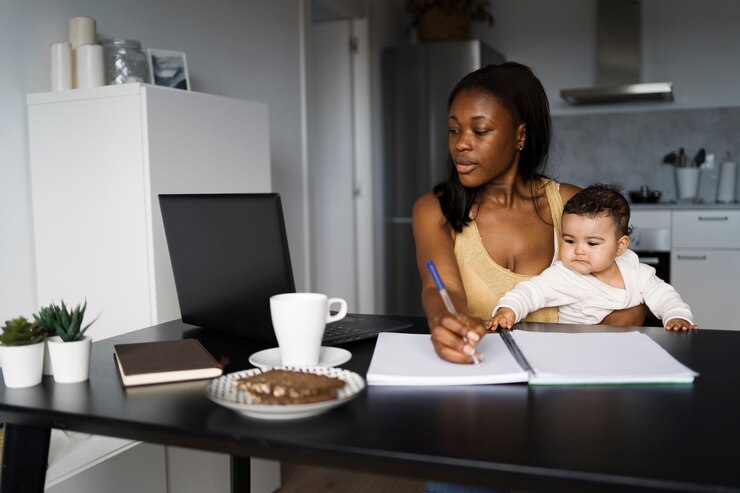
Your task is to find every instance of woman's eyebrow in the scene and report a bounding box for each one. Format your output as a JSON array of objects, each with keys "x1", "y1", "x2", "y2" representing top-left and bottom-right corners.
[{"x1": 447, "y1": 115, "x2": 491, "y2": 122}]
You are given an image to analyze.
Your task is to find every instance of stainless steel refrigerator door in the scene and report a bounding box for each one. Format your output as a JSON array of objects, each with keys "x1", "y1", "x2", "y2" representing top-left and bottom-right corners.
[{"x1": 383, "y1": 41, "x2": 504, "y2": 316}]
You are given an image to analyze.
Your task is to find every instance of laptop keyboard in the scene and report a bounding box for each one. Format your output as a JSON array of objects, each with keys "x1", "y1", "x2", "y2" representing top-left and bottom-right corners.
[
  {"x1": 323, "y1": 322, "x2": 383, "y2": 344},
  {"x1": 321, "y1": 315, "x2": 411, "y2": 345}
]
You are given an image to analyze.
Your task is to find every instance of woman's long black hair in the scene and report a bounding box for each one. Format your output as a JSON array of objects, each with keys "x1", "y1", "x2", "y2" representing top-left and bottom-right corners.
[{"x1": 433, "y1": 62, "x2": 553, "y2": 232}]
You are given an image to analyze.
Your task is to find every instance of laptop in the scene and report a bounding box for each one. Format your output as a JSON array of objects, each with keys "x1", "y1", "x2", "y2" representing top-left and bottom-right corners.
[{"x1": 158, "y1": 193, "x2": 411, "y2": 345}]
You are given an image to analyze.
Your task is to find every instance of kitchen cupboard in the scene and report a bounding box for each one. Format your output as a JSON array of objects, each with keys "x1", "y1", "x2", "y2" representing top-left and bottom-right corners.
[
  {"x1": 671, "y1": 210, "x2": 740, "y2": 331},
  {"x1": 631, "y1": 208, "x2": 740, "y2": 331},
  {"x1": 27, "y1": 84, "x2": 278, "y2": 492}
]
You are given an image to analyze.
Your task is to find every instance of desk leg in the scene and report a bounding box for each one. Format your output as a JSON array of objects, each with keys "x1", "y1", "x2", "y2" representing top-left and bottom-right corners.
[
  {"x1": 1, "y1": 423, "x2": 51, "y2": 493},
  {"x1": 230, "y1": 455, "x2": 250, "y2": 493}
]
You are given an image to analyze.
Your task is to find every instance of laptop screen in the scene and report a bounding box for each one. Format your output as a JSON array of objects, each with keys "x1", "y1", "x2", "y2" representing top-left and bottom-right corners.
[{"x1": 158, "y1": 193, "x2": 295, "y2": 344}]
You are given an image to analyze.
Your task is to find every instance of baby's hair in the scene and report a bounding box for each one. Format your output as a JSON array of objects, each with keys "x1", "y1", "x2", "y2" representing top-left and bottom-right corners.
[{"x1": 563, "y1": 184, "x2": 632, "y2": 236}]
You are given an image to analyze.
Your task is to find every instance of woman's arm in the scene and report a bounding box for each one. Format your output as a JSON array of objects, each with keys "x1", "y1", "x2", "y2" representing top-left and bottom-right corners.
[
  {"x1": 559, "y1": 182, "x2": 581, "y2": 204},
  {"x1": 600, "y1": 304, "x2": 647, "y2": 326},
  {"x1": 412, "y1": 193, "x2": 485, "y2": 364}
]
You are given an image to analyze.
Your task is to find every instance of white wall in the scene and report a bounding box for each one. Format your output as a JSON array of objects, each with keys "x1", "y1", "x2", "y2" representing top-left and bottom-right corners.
[{"x1": 0, "y1": 0, "x2": 307, "y2": 321}]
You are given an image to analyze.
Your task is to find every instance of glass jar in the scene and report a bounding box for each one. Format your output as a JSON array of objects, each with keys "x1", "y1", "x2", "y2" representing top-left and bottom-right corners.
[{"x1": 101, "y1": 39, "x2": 150, "y2": 84}]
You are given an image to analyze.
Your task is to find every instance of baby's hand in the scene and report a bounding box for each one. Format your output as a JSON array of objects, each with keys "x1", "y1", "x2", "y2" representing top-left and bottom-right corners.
[
  {"x1": 664, "y1": 318, "x2": 698, "y2": 331},
  {"x1": 486, "y1": 308, "x2": 516, "y2": 331}
]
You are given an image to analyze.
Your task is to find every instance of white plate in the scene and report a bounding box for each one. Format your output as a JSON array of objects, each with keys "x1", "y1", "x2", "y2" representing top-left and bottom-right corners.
[
  {"x1": 248, "y1": 346, "x2": 351, "y2": 369},
  {"x1": 204, "y1": 366, "x2": 365, "y2": 420}
]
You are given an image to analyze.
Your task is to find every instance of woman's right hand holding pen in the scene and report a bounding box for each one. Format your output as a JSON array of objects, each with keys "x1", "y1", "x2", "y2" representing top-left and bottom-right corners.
[{"x1": 429, "y1": 310, "x2": 486, "y2": 364}]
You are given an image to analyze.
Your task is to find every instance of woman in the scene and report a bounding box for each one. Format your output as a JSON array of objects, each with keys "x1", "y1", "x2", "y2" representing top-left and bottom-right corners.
[{"x1": 413, "y1": 62, "x2": 644, "y2": 365}]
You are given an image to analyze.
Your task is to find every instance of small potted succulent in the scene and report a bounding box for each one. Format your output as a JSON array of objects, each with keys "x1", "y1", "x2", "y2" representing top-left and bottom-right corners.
[
  {"x1": 35, "y1": 300, "x2": 98, "y2": 383},
  {"x1": 0, "y1": 316, "x2": 46, "y2": 388}
]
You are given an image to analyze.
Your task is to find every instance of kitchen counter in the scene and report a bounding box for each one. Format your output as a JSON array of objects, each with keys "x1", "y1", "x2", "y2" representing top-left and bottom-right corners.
[{"x1": 631, "y1": 201, "x2": 740, "y2": 210}]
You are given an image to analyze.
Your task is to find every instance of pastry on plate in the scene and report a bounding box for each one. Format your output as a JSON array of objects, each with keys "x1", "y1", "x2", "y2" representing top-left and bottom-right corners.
[{"x1": 234, "y1": 369, "x2": 346, "y2": 405}]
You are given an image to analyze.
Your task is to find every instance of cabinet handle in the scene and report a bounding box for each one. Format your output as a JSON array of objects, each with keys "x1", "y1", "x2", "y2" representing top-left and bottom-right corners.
[
  {"x1": 676, "y1": 255, "x2": 707, "y2": 261},
  {"x1": 697, "y1": 216, "x2": 728, "y2": 221}
]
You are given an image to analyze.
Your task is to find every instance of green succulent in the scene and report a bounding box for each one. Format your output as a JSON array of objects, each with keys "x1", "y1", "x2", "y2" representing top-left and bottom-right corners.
[
  {"x1": 34, "y1": 300, "x2": 98, "y2": 342},
  {"x1": 0, "y1": 316, "x2": 46, "y2": 346}
]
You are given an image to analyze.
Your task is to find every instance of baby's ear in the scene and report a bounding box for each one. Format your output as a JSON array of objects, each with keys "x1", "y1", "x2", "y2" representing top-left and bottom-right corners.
[{"x1": 616, "y1": 235, "x2": 630, "y2": 255}]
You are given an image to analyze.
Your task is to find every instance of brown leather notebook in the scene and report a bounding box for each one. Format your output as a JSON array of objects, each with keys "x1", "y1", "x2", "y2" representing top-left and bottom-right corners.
[{"x1": 113, "y1": 339, "x2": 223, "y2": 387}]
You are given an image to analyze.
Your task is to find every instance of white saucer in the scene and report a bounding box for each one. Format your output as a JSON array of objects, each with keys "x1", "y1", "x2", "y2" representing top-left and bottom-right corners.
[{"x1": 248, "y1": 346, "x2": 352, "y2": 369}]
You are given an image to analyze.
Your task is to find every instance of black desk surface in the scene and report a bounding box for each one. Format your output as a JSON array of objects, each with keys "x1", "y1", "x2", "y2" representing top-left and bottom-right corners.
[{"x1": 1, "y1": 318, "x2": 739, "y2": 493}]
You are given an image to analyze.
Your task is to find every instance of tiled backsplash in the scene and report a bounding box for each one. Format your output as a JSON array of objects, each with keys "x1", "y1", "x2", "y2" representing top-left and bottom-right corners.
[{"x1": 550, "y1": 107, "x2": 740, "y2": 203}]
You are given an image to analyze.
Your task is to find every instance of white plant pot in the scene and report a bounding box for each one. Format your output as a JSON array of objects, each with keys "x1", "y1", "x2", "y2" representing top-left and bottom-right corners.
[
  {"x1": 0, "y1": 341, "x2": 45, "y2": 388},
  {"x1": 43, "y1": 339, "x2": 54, "y2": 375},
  {"x1": 47, "y1": 336, "x2": 92, "y2": 383}
]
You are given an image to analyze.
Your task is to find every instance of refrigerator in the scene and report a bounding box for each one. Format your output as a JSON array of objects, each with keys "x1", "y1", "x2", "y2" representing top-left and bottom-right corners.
[{"x1": 382, "y1": 40, "x2": 505, "y2": 316}]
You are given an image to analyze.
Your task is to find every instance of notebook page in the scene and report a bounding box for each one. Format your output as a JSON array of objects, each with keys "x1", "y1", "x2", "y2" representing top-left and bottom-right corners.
[
  {"x1": 366, "y1": 332, "x2": 529, "y2": 386},
  {"x1": 510, "y1": 331, "x2": 698, "y2": 385}
]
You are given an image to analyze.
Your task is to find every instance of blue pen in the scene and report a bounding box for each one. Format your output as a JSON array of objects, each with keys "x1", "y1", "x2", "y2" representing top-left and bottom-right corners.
[{"x1": 426, "y1": 259, "x2": 481, "y2": 366}]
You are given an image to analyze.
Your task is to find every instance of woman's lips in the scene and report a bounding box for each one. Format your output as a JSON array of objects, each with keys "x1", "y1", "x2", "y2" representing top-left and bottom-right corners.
[{"x1": 454, "y1": 157, "x2": 477, "y2": 174}]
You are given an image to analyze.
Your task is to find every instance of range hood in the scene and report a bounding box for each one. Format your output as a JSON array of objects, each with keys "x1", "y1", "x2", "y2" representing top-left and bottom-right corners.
[{"x1": 560, "y1": 0, "x2": 674, "y2": 105}]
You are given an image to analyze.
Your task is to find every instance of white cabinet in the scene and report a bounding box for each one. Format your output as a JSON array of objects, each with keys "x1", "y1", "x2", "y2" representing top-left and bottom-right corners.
[
  {"x1": 672, "y1": 250, "x2": 740, "y2": 330},
  {"x1": 27, "y1": 83, "x2": 271, "y2": 340},
  {"x1": 671, "y1": 210, "x2": 740, "y2": 330},
  {"x1": 27, "y1": 84, "x2": 278, "y2": 492}
]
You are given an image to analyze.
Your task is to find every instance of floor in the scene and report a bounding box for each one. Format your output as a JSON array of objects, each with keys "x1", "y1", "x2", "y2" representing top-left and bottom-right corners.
[
  {"x1": 0, "y1": 428, "x2": 430, "y2": 492},
  {"x1": 277, "y1": 462, "x2": 425, "y2": 493}
]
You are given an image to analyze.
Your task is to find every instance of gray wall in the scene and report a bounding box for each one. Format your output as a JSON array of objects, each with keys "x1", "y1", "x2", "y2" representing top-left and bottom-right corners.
[
  {"x1": 472, "y1": 0, "x2": 740, "y2": 115},
  {"x1": 551, "y1": 107, "x2": 740, "y2": 202},
  {"x1": 475, "y1": 0, "x2": 740, "y2": 200},
  {"x1": 0, "y1": 0, "x2": 305, "y2": 320}
]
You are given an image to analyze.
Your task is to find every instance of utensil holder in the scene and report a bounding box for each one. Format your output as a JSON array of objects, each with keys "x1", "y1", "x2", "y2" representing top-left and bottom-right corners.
[{"x1": 675, "y1": 167, "x2": 700, "y2": 200}]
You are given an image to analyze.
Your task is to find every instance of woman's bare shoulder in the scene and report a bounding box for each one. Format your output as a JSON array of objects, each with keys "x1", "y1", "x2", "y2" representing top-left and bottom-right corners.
[
  {"x1": 413, "y1": 192, "x2": 454, "y2": 240},
  {"x1": 558, "y1": 182, "x2": 581, "y2": 203},
  {"x1": 412, "y1": 192, "x2": 443, "y2": 219}
]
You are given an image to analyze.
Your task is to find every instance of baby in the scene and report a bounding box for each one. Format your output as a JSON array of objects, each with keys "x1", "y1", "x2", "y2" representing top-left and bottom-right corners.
[{"x1": 488, "y1": 184, "x2": 697, "y2": 331}]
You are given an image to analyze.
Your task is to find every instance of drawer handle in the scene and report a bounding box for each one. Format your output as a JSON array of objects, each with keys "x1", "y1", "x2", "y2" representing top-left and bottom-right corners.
[
  {"x1": 697, "y1": 216, "x2": 728, "y2": 221},
  {"x1": 676, "y1": 255, "x2": 707, "y2": 261}
]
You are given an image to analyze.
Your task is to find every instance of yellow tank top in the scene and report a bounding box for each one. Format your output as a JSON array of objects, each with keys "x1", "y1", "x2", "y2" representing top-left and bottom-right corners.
[{"x1": 454, "y1": 179, "x2": 564, "y2": 322}]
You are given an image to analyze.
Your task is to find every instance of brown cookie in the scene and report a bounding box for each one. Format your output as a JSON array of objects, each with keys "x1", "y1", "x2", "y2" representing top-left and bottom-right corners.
[{"x1": 235, "y1": 369, "x2": 345, "y2": 405}]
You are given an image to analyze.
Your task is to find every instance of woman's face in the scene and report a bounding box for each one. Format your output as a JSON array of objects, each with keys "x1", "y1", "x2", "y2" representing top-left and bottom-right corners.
[{"x1": 448, "y1": 88, "x2": 524, "y2": 188}]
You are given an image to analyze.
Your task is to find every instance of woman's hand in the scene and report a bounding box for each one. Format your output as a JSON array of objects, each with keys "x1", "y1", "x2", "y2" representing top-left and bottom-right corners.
[
  {"x1": 429, "y1": 311, "x2": 486, "y2": 364},
  {"x1": 600, "y1": 304, "x2": 647, "y2": 326}
]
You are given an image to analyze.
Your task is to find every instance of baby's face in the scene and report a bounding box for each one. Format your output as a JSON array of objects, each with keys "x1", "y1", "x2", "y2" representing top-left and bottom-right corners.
[{"x1": 560, "y1": 213, "x2": 626, "y2": 276}]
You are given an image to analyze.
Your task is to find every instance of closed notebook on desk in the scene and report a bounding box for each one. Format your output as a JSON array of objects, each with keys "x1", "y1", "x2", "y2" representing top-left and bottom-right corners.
[
  {"x1": 367, "y1": 331, "x2": 698, "y2": 386},
  {"x1": 114, "y1": 339, "x2": 223, "y2": 387}
]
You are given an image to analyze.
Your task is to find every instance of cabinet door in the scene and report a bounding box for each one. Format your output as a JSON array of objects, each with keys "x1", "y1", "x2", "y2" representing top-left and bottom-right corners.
[
  {"x1": 672, "y1": 211, "x2": 740, "y2": 248},
  {"x1": 28, "y1": 93, "x2": 152, "y2": 340},
  {"x1": 671, "y1": 250, "x2": 740, "y2": 330}
]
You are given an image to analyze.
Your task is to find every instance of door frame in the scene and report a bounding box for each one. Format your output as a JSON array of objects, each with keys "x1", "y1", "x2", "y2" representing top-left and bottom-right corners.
[{"x1": 300, "y1": 2, "x2": 375, "y2": 312}]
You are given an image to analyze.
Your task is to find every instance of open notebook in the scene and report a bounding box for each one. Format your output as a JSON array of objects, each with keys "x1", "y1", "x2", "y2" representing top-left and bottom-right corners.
[{"x1": 366, "y1": 330, "x2": 698, "y2": 386}]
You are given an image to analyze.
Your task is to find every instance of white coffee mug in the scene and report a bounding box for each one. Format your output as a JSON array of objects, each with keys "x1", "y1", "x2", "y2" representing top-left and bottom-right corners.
[{"x1": 270, "y1": 293, "x2": 348, "y2": 366}]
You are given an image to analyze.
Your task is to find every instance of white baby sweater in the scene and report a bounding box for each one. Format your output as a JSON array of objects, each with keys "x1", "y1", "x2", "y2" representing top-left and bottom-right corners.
[{"x1": 494, "y1": 249, "x2": 693, "y2": 326}]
